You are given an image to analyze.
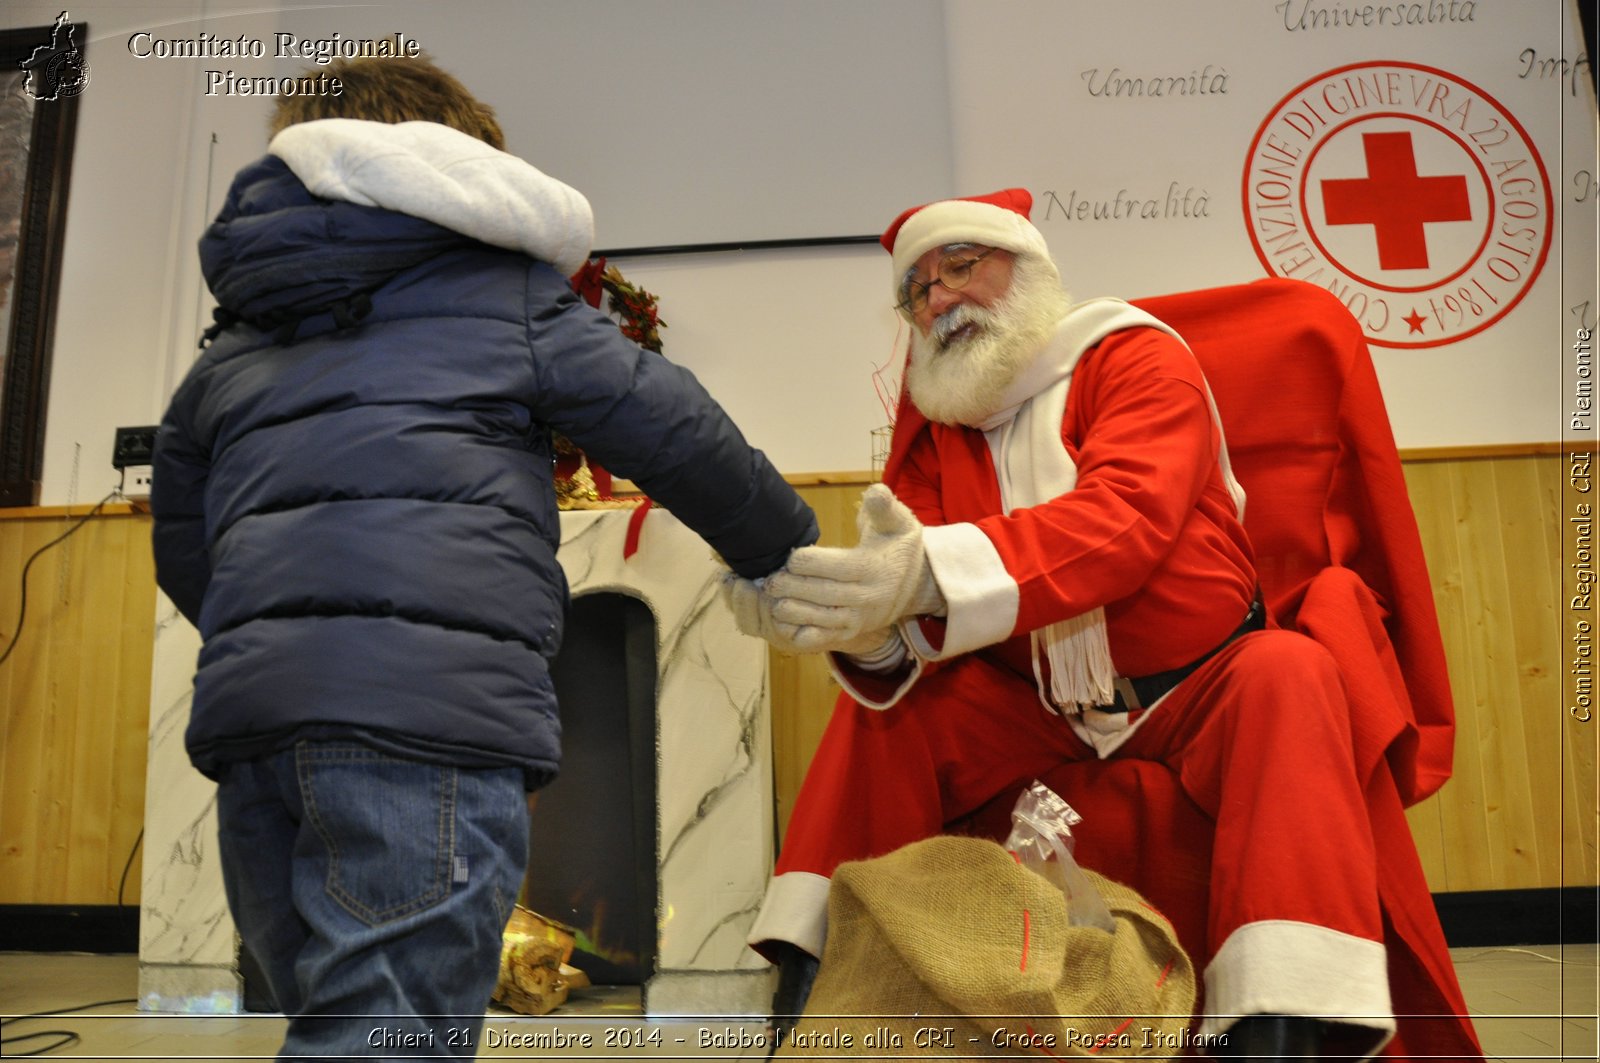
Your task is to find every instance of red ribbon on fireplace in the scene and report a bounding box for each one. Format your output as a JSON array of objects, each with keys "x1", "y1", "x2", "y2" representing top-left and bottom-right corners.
[{"x1": 623, "y1": 499, "x2": 652, "y2": 560}]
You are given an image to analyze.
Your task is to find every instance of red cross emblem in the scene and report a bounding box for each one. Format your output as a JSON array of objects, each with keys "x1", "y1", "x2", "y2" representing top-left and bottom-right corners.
[
  {"x1": 1320, "y1": 131, "x2": 1472, "y2": 271},
  {"x1": 1243, "y1": 62, "x2": 1551, "y2": 349}
]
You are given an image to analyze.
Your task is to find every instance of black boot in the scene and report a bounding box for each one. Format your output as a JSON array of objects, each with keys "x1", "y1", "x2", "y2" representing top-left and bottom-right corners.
[
  {"x1": 1211, "y1": 1014, "x2": 1323, "y2": 1060},
  {"x1": 1214, "y1": 1014, "x2": 1381, "y2": 1061},
  {"x1": 766, "y1": 942, "x2": 819, "y2": 1056}
]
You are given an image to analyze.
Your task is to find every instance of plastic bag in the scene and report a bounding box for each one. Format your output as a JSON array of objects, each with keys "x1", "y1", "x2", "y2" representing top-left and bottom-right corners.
[{"x1": 1003, "y1": 780, "x2": 1116, "y2": 933}]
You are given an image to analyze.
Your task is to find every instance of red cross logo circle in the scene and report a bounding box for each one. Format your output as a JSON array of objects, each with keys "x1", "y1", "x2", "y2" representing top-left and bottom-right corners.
[{"x1": 1243, "y1": 61, "x2": 1551, "y2": 349}]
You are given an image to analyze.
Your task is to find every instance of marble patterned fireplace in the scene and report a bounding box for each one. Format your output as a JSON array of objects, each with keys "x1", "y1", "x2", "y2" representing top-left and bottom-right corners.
[{"x1": 138, "y1": 506, "x2": 778, "y2": 1016}]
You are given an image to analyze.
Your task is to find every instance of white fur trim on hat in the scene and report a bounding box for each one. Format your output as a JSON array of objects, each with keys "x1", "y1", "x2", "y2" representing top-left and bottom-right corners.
[{"x1": 890, "y1": 199, "x2": 1051, "y2": 300}]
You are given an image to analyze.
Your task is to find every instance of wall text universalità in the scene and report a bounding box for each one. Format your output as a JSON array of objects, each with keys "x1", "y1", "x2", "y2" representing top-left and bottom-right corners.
[{"x1": 1275, "y1": 0, "x2": 1476, "y2": 31}]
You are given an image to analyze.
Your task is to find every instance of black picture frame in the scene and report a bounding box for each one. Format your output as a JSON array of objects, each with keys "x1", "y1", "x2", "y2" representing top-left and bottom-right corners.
[{"x1": 0, "y1": 20, "x2": 84, "y2": 507}]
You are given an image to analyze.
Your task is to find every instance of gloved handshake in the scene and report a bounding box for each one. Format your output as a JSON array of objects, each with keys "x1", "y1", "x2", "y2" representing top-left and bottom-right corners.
[{"x1": 721, "y1": 483, "x2": 945, "y2": 661}]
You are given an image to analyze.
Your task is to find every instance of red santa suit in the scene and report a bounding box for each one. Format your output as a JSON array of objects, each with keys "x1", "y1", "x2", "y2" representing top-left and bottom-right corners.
[{"x1": 749, "y1": 303, "x2": 1402, "y2": 1050}]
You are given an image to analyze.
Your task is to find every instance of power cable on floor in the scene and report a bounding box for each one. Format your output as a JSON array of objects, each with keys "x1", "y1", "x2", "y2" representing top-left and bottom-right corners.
[
  {"x1": 0, "y1": 998, "x2": 139, "y2": 1057},
  {"x1": 1451, "y1": 945, "x2": 1599, "y2": 966}
]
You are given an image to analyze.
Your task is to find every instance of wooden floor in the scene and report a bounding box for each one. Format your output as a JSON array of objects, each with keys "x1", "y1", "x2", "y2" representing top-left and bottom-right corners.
[{"x1": 1, "y1": 945, "x2": 1595, "y2": 1061}]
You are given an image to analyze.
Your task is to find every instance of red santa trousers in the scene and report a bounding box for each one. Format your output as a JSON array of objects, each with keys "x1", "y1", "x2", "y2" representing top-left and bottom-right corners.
[{"x1": 762, "y1": 629, "x2": 1400, "y2": 1048}]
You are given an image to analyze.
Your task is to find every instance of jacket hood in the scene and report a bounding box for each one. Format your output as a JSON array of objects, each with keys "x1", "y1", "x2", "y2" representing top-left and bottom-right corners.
[
  {"x1": 270, "y1": 119, "x2": 593, "y2": 276},
  {"x1": 199, "y1": 156, "x2": 461, "y2": 331},
  {"x1": 199, "y1": 120, "x2": 594, "y2": 333}
]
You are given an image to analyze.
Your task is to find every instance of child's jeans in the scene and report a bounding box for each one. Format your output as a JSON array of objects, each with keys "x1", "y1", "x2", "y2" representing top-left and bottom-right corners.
[{"x1": 216, "y1": 740, "x2": 530, "y2": 1060}]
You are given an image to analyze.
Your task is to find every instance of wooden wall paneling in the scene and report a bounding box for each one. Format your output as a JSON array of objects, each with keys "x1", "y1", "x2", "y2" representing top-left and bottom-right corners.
[
  {"x1": 1552, "y1": 452, "x2": 1600, "y2": 886},
  {"x1": 1431, "y1": 458, "x2": 1524, "y2": 890},
  {"x1": 1396, "y1": 459, "x2": 1454, "y2": 890},
  {"x1": 1402, "y1": 782, "x2": 1450, "y2": 889},
  {"x1": 0, "y1": 518, "x2": 16, "y2": 880},
  {"x1": 57, "y1": 512, "x2": 136, "y2": 903},
  {"x1": 1527, "y1": 452, "x2": 1593, "y2": 887},
  {"x1": 2, "y1": 517, "x2": 63, "y2": 902},
  {"x1": 0, "y1": 513, "x2": 153, "y2": 905},
  {"x1": 47, "y1": 511, "x2": 92, "y2": 902},
  {"x1": 111, "y1": 518, "x2": 155, "y2": 904},
  {"x1": 1495, "y1": 455, "x2": 1570, "y2": 889},
  {"x1": 800, "y1": 483, "x2": 872, "y2": 549},
  {"x1": 78, "y1": 518, "x2": 135, "y2": 899},
  {"x1": 767, "y1": 651, "x2": 836, "y2": 842},
  {"x1": 1401, "y1": 462, "x2": 1488, "y2": 892},
  {"x1": 1401, "y1": 454, "x2": 1593, "y2": 893},
  {"x1": 71, "y1": 516, "x2": 152, "y2": 903},
  {"x1": 1396, "y1": 466, "x2": 1451, "y2": 892},
  {"x1": 1568, "y1": 685, "x2": 1600, "y2": 887},
  {"x1": 0, "y1": 517, "x2": 30, "y2": 901},
  {"x1": 1457, "y1": 458, "x2": 1544, "y2": 889}
]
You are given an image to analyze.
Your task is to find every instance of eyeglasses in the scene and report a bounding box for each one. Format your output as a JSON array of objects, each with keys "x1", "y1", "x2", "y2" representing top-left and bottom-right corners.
[{"x1": 895, "y1": 247, "x2": 997, "y2": 315}]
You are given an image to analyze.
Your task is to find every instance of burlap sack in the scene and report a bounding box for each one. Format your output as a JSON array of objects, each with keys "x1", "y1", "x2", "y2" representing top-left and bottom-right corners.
[{"x1": 780, "y1": 836, "x2": 1197, "y2": 1060}]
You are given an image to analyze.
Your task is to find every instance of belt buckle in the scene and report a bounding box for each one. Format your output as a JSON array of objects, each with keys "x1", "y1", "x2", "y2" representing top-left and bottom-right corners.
[{"x1": 1113, "y1": 676, "x2": 1142, "y2": 712}]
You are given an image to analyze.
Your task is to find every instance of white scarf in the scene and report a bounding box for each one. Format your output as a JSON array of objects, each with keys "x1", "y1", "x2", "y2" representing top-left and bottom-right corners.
[{"x1": 975, "y1": 298, "x2": 1246, "y2": 713}]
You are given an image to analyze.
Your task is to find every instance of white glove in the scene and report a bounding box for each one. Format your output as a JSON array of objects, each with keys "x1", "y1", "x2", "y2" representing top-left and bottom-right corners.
[
  {"x1": 722, "y1": 572, "x2": 903, "y2": 658},
  {"x1": 765, "y1": 484, "x2": 944, "y2": 650},
  {"x1": 721, "y1": 573, "x2": 807, "y2": 655}
]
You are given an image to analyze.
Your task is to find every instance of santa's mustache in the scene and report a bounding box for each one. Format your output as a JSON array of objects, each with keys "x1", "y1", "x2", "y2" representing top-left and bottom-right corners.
[{"x1": 929, "y1": 304, "x2": 993, "y2": 350}]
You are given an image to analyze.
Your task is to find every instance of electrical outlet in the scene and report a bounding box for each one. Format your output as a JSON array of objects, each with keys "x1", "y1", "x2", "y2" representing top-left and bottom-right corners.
[
  {"x1": 122, "y1": 465, "x2": 153, "y2": 500},
  {"x1": 112, "y1": 425, "x2": 159, "y2": 469}
]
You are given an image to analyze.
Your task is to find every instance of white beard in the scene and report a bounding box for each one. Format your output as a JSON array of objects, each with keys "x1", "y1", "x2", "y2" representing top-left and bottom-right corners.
[{"x1": 905, "y1": 256, "x2": 1073, "y2": 427}]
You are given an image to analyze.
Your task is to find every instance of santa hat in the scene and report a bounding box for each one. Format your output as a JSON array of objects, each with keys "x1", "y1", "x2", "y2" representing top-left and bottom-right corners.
[{"x1": 880, "y1": 188, "x2": 1053, "y2": 300}]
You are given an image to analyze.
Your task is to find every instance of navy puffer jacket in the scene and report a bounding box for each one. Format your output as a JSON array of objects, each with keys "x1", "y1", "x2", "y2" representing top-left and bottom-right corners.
[{"x1": 152, "y1": 126, "x2": 816, "y2": 788}]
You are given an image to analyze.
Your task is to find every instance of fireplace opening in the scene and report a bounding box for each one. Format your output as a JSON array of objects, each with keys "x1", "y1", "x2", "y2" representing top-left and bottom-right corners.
[{"x1": 525, "y1": 591, "x2": 659, "y2": 986}]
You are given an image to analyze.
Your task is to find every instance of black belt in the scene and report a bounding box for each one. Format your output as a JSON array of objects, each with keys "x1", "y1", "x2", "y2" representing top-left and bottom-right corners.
[{"x1": 1107, "y1": 594, "x2": 1266, "y2": 712}]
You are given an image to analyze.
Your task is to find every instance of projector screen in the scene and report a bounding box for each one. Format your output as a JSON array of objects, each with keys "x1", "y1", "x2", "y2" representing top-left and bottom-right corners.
[{"x1": 271, "y1": 0, "x2": 958, "y2": 251}]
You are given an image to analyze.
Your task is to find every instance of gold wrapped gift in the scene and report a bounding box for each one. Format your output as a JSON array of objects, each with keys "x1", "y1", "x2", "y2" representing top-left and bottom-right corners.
[{"x1": 493, "y1": 907, "x2": 590, "y2": 1016}]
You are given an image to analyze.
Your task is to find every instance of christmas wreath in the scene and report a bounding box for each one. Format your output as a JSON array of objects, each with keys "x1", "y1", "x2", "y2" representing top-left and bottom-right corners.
[{"x1": 569, "y1": 258, "x2": 666, "y2": 352}]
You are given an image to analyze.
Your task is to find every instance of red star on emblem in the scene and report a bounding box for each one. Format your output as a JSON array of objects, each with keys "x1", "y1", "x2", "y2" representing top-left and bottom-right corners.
[{"x1": 1403, "y1": 309, "x2": 1427, "y2": 334}]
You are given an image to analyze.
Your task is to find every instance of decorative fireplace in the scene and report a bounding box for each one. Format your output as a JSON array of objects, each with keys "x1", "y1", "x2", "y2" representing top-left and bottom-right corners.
[
  {"x1": 527, "y1": 590, "x2": 658, "y2": 986},
  {"x1": 138, "y1": 506, "x2": 779, "y2": 1017}
]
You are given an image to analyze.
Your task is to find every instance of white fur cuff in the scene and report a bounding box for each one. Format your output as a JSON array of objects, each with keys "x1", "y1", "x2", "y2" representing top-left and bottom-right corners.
[
  {"x1": 748, "y1": 872, "x2": 832, "y2": 960},
  {"x1": 909, "y1": 522, "x2": 1019, "y2": 658}
]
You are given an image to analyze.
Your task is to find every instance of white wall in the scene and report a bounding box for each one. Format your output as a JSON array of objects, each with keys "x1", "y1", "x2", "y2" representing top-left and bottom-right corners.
[
  {"x1": 8, "y1": 0, "x2": 1598, "y2": 507},
  {"x1": 6, "y1": 1, "x2": 282, "y2": 507},
  {"x1": 608, "y1": 244, "x2": 907, "y2": 474},
  {"x1": 942, "y1": 0, "x2": 1597, "y2": 450}
]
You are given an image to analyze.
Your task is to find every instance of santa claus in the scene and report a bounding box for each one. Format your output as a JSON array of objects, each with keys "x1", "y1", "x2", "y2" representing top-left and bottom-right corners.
[{"x1": 725, "y1": 189, "x2": 1484, "y2": 1061}]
